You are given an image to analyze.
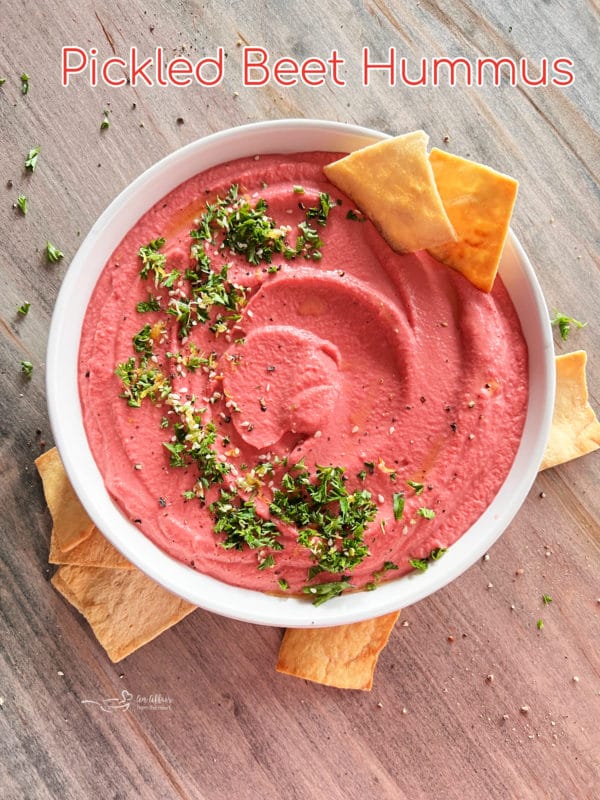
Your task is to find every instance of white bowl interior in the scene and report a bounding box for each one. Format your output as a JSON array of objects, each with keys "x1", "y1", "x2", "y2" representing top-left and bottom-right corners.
[{"x1": 46, "y1": 120, "x2": 555, "y2": 627}]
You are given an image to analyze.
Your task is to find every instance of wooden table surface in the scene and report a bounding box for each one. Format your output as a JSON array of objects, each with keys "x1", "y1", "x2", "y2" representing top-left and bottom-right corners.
[{"x1": 1, "y1": 2, "x2": 599, "y2": 798}]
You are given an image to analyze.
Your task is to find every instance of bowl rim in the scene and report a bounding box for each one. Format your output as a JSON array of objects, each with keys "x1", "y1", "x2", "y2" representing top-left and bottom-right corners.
[{"x1": 46, "y1": 118, "x2": 555, "y2": 627}]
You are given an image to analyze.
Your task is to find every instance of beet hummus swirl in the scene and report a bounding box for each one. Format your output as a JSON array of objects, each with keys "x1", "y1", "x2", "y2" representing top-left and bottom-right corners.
[{"x1": 79, "y1": 152, "x2": 528, "y2": 603}]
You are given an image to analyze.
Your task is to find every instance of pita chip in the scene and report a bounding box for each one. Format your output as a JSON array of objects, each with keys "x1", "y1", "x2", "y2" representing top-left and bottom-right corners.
[
  {"x1": 276, "y1": 611, "x2": 400, "y2": 690},
  {"x1": 324, "y1": 131, "x2": 456, "y2": 253},
  {"x1": 540, "y1": 350, "x2": 600, "y2": 470}
]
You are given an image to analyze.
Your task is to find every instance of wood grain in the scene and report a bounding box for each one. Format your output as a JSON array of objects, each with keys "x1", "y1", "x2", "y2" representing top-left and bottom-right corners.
[{"x1": 1, "y1": 1, "x2": 598, "y2": 798}]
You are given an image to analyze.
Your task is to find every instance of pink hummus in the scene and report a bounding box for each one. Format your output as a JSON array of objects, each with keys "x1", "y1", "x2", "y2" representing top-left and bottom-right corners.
[{"x1": 79, "y1": 152, "x2": 528, "y2": 597}]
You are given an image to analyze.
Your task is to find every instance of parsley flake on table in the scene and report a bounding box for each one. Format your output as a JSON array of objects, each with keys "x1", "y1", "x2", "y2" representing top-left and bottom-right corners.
[
  {"x1": 25, "y1": 146, "x2": 40, "y2": 171},
  {"x1": 550, "y1": 311, "x2": 586, "y2": 341},
  {"x1": 46, "y1": 242, "x2": 64, "y2": 262},
  {"x1": 536, "y1": 619, "x2": 544, "y2": 630},
  {"x1": 542, "y1": 594, "x2": 553, "y2": 605},
  {"x1": 20, "y1": 360, "x2": 33, "y2": 378},
  {"x1": 100, "y1": 110, "x2": 110, "y2": 130},
  {"x1": 16, "y1": 195, "x2": 28, "y2": 215},
  {"x1": 21, "y1": 73, "x2": 30, "y2": 94},
  {"x1": 0, "y1": 78, "x2": 6, "y2": 86},
  {"x1": 17, "y1": 301, "x2": 31, "y2": 316}
]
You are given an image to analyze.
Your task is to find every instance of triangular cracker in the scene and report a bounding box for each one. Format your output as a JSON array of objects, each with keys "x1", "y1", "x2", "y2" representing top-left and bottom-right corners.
[
  {"x1": 427, "y1": 148, "x2": 518, "y2": 292},
  {"x1": 52, "y1": 565, "x2": 196, "y2": 662},
  {"x1": 276, "y1": 611, "x2": 400, "y2": 690},
  {"x1": 35, "y1": 447, "x2": 94, "y2": 552},
  {"x1": 324, "y1": 131, "x2": 456, "y2": 253},
  {"x1": 541, "y1": 350, "x2": 600, "y2": 470}
]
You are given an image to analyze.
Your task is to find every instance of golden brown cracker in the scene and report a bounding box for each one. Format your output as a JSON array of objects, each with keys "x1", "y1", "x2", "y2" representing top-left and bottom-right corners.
[
  {"x1": 51, "y1": 565, "x2": 196, "y2": 662},
  {"x1": 35, "y1": 447, "x2": 94, "y2": 551},
  {"x1": 276, "y1": 611, "x2": 400, "y2": 690},
  {"x1": 541, "y1": 350, "x2": 600, "y2": 470},
  {"x1": 427, "y1": 148, "x2": 518, "y2": 292},
  {"x1": 324, "y1": 131, "x2": 456, "y2": 253},
  {"x1": 49, "y1": 526, "x2": 133, "y2": 569}
]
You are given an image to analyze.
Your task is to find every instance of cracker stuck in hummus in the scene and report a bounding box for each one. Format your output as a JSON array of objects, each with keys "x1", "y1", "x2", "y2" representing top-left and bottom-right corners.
[
  {"x1": 276, "y1": 611, "x2": 400, "y2": 690},
  {"x1": 427, "y1": 148, "x2": 518, "y2": 292},
  {"x1": 323, "y1": 131, "x2": 456, "y2": 253},
  {"x1": 541, "y1": 350, "x2": 600, "y2": 470}
]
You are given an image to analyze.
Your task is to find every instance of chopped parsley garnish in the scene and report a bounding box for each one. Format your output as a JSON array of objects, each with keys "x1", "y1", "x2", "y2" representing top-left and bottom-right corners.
[
  {"x1": 409, "y1": 547, "x2": 447, "y2": 573},
  {"x1": 163, "y1": 398, "x2": 231, "y2": 489},
  {"x1": 17, "y1": 301, "x2": 30, "y2": 316},
  {"x1": 536, "y1": 619, "x2": 544, "y2": 630},
  {"x1": 542, "y1": 594, "x2": 553, "y2": 605},
  {"x1": 16, "y1": 195, "x2": 28, "y2": 215},
  {"x1": 357, "y1": 470, "x2": 367, "y2": 481},
  {"x1": 132, "y1": 324, "x2": 155, "y2": 355},
  {"x1": 20, "y1": 360, "x2": 33, "y2": 378},
  {"x1": 21, "y1": 73, "x2": 30, "y2": 95},
  {"x1": 417, "y1": 507, "x2": 435, "y2": 519},
  {"x1": 136, "y1": 293, "x2": 161, "y2": 313},
  {"x1": 393, "y1": 492, "x2": 405, "y2": 519},
  {"x1": 115, "y1": 357, "x2": 171, "y2": 407},
  {"x1": 191, "y1": 185, "x2": 290, "y2": 266},
  {"x1": 294, "y1": 220, "x2": 323, "y2": 260},
  {"x1": 25, "y1": 146, "x2": 40, "y2": 171},
  {"x1": 270, "y1": 463, "x2": 376, "y2": 576},
  {"x1": 303, "y1": 579, "x2": 352, "y2": 606},
  {"x1": 293, "y1": 185, "x2": 305, "y2": 194},
  {"x1": 210, "y1": 490, "x2": 282, "y2": 551},
  {"x1": 138, "y1": 238, "x2": 176, "y2": 286},
  {"x1": 100, "y1": 110, "x2": 110, "y2": 130},
  {"x1": 550, "y1": 311, "x2": 586, "y2": 341},
  {"x1": 46, "y1": 242, "x2": 64, "y2": 262},
  {"x1": 278, "y1": 578, "x2": 289, "y2": 591},
  {"x1": 305, "y1": 192, "x2": 335, "y2": 226},
  {"x1": 258, "y1": 554, "x2": 276, "y2": 570},
  {"x1": 364, "y1": 461, "x2": 375, "y2": 474},
  {"x1": 189, "y1": 184, "x2": 335, "y2": 267},
  {"x1": 365, "y1": 561, "x2": 399, "y2": 591},
  {"x1": 407, "y1": 480, "x2": 424, "y2": 495}
]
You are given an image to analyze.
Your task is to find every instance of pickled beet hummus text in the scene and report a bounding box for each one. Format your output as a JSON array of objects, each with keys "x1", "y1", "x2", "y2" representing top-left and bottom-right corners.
[{"x1": 79, "y1": 153, "x2": 528, "y2": 604}]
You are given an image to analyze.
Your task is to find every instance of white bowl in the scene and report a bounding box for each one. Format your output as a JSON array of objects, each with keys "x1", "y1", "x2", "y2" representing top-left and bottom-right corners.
[{"x1": 46, "y1": 119, "x2": 555, "y2": 627}]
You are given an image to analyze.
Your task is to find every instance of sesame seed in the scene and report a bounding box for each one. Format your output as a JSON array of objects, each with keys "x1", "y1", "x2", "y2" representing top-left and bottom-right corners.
[
  {"x1": 483, "y1": 553, "x2": 490, "y2": 561},
  {"x1": 314, "y1": 430, "x2": 322, "y2": 438},
  {"x1": 573, "y1": 675, "x2": 580, "y2": 683},
  {"x1": 468, "y1": 400, "x2": 475, "y2": 408},
  {"x1": 389, "y1": 426, "x2": 395, "y2": 434},
  {"x1": 377, "y1": 494, "x2": 385, "y2": 504},
  {"x1": 351, "y1": 425, "x2": 359, "y2": 433},
  {"x1": 520, "y1": 705, "x2": 530, "y2": 714},
  {"x1": 468, "y1": 433, "x2": 475, "y2": 440},
  {"x1": 57, "y1": 670, "x2": 64, "y2": 677}
]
